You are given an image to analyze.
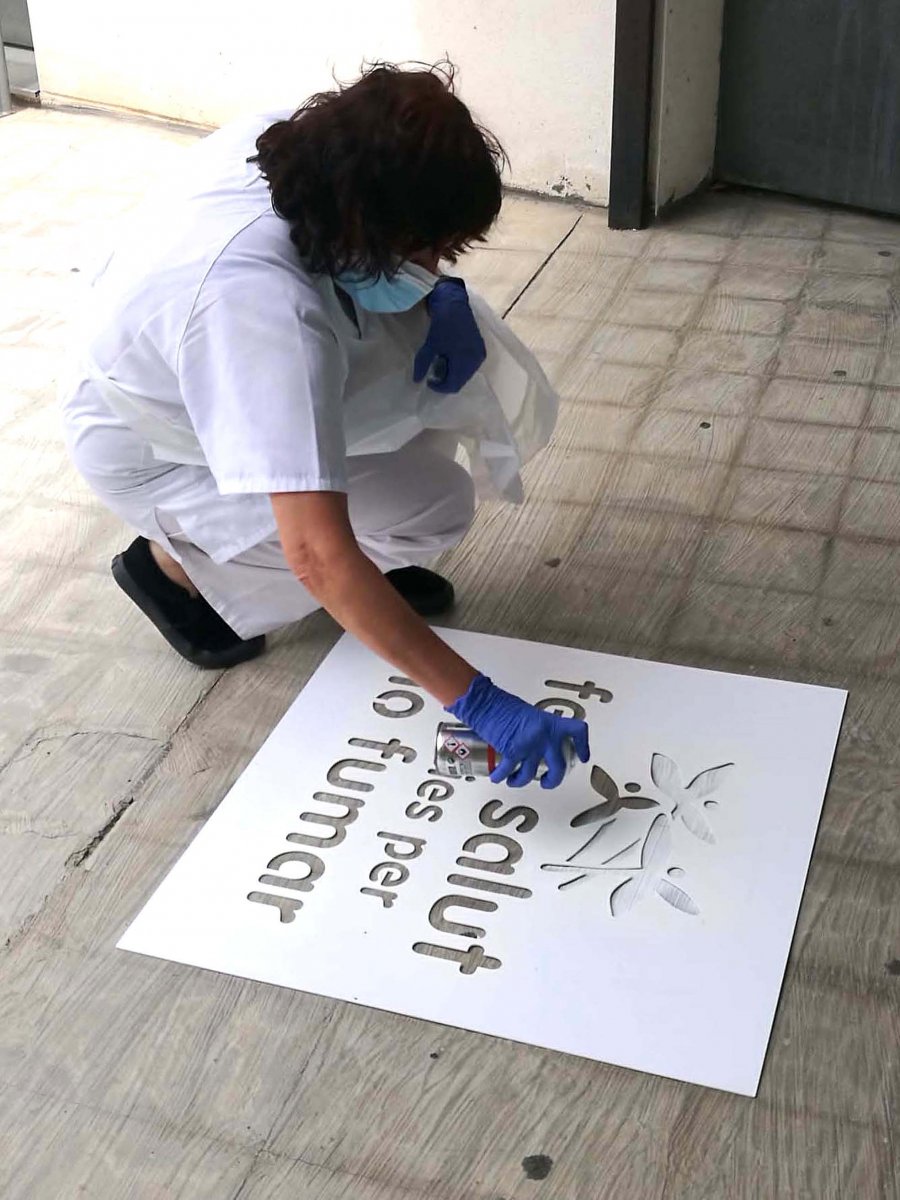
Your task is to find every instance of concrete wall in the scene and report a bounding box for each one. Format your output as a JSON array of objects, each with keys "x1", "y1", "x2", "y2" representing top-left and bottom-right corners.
[
  {"x1": 25, "y1": 0, "x2": 615, "y2": 203},
  {"x1": 648, "y1": 0, "x2": 725, "y2": 212}
]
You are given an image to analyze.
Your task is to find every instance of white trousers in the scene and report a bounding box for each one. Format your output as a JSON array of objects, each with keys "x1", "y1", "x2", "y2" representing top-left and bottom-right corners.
[
  {"x1": 65, "y1": 396, "x2": 476, "y2": 639},
  {"x1": 168, "y1": 436, "x2": 475, "y2": 638}
]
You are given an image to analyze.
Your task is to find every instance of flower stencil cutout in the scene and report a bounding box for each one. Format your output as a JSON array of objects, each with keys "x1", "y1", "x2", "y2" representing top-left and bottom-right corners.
[
  {"x1": 558, "y1": 765, "x2": 660, "y2": 864},
  {"x1": 542, "y1": 753, "x2": 736, "y2": 917},
  {"x1": 650, "y1": 754, "x2": 734, "y2": 844},
  {"x1": 542, "y1": 812, "x2": 700, "y2": 915},
  {"x1": 608, "y1": 814, "x2": 700, "y2": 917}
]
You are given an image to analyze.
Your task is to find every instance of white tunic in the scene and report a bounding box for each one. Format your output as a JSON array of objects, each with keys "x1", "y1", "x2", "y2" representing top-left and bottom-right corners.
[{"x1": 62, "y1": 110, "x2": 558, "y2": 565}]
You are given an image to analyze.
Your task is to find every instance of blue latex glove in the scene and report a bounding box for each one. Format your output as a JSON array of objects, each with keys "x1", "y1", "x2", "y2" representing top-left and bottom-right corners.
[
  {"x1": 413, "y1": 277, "x2": 487, "y2": 395},
  {"x1": 448, "y1": 674, "x2": 591, "y2": 790}
]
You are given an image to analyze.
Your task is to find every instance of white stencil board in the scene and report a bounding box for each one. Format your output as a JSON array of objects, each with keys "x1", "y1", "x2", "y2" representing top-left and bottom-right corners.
[{"x1": 118, "y1": 629, "x2": 846, "y2": 1096}]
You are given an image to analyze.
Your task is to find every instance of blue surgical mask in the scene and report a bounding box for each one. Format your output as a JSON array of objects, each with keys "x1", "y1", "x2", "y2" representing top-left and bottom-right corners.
[{"x1": 335, "y1": 261, "x2": 437, "y2": 312}]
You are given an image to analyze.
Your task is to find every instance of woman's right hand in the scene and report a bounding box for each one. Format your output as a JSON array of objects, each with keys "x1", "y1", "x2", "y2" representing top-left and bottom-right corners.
[
  {"x1": 270, "y1": 491, "x2": 588, "y2": 790},
  {"x1": 449, "y1": 673, "x2": 590, "y2": 790}
]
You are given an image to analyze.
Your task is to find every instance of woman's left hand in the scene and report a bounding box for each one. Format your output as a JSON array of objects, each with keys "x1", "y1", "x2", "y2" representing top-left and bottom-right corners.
[{"x1": 414, "y1": 278, "x2": 486, "y2": 395}]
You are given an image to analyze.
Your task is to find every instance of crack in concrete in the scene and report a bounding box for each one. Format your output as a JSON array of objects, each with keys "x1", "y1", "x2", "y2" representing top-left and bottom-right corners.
[
  {"x1": 502, "y1": 213, "x2": 585, "y2": 320},
  {"x1": 0, "y1": 728, "x2": 163, "y2": 780},
  {"x1": 65, "y1": 793, "x2": 142, "y2": 868},
  {"x1": 1, "y1": 676, "x2": 224, "y2": 956},
  {"x1": 1, "y1": 827, "x2": 75, "y2": 840},
  {"x1": 62, "y1": 695, "x2": 222, "y2": 868},
  {"x1": 0, "y1": 730, "x2": 168, "y2": 848}
]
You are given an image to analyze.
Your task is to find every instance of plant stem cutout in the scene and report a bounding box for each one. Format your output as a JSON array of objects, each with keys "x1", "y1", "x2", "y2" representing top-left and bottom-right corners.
[{"x1": 607, "y1": 814, "x2": 700, "y2": 916}]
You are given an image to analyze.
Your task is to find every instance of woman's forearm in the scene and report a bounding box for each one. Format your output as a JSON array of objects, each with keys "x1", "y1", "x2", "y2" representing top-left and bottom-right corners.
[
  {"x1": 270, "y1": 491, "x2": 589, "y2": 791},
  {"x1": 301, "y1": 545, "x2": 477, "y2": 705},
  {"x1": 271, "y1": 490, "x2": 477, "y2": 706}
]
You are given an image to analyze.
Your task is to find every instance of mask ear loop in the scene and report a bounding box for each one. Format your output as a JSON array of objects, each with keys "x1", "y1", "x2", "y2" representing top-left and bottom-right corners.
[{"x1": 401, "y1": 260, "x2": 442, "y2": 290}]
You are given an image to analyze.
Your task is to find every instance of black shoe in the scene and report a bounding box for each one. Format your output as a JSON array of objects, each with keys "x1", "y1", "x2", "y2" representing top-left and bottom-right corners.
[
  {"x1": 386, "y1": 566, "x2": 455, "y2": 617},
  {"x1": 111, "y1": 536, "x2": 266, "y2": 669}
]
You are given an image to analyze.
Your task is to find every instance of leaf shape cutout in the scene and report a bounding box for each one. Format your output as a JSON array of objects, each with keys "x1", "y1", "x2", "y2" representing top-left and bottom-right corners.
[
  {"x1": 639, "y1": 813, "x2": 671, "y2": 870},
  {"x1": 650, "y1": 753, "x2": 682, "y2": 797},
  {"x1": 609, "y1": 875, "x2": 640, "y2": 917},
  {"x1": 590, "y1": 764, "x2": 620, "y2": 804},
  {"x1": 679, "y1": 805, "x2": 716, "y2": 844},
  {"x1": 655, "y1": 878, "x2": 700, "y2": 915},
  {"x1": 570, "y1": 798, "x2": 620, "y2": 826},
  {"x1": 622, "y1": 796, "x2": 659, "y2": 810},
  {"x1": 686, "y1": 762, "x2": 735, "y2": 798}
]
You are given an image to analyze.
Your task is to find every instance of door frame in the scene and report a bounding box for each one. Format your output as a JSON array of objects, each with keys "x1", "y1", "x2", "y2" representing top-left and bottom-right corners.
[
  {"x1": 609, "y1": 0, "x2": 728, "y2": 229},
  {"x1": 608, "y1": 0, "x2": 656, "y2": 229}
]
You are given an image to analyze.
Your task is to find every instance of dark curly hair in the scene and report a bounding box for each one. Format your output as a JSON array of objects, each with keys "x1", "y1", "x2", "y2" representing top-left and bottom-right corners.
[{"x1": 250, "y1": 61, "x2": 506, "y2": 278}]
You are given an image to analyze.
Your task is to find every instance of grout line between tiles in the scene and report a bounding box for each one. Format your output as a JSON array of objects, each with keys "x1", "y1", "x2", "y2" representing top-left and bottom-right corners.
[
  {"x1": 815, "y1": 334, "x2": 898, "y2": 615},
  {"x1": 654, "y1": 222, "x2": 828, "y2": 645}
]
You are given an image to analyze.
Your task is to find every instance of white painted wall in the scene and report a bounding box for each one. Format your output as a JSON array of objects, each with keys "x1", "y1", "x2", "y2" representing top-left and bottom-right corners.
[
  {"x1": 649, "y1": 0, "x2": 725, "y2": 212},
  {"x1": 26, "y1": 0, "x2": 615, "y2": 203}
]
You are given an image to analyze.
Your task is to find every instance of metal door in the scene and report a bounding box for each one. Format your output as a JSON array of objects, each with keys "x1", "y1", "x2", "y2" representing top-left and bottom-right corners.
[
  {"x1": 0, "y1": 0, "x2": 32, "y2": 50},
  {"x1": 716, "y1": 0, "x2": 900, "y2": 215}
]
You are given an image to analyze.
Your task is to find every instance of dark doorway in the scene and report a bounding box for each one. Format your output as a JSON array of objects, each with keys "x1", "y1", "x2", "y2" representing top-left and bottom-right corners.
[{"x1": 716, "y1": 0, "x2": 900, "y2": 216}]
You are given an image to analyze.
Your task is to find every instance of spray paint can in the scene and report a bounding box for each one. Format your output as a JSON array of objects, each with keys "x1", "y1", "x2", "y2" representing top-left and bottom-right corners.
[{"x1": 433, "y1": 722, "x2": 577, "y2": 782}]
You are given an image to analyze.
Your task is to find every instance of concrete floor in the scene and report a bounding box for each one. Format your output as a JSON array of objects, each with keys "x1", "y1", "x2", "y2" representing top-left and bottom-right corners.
[{"x1": 1, "y1": 103, "x2": 898, "y2": 1199}]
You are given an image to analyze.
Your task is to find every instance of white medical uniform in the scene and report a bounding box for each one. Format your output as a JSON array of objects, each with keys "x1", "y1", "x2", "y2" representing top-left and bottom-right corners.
[{"x1": 62, "y1": 111, "x2": 558, "y2": 638}]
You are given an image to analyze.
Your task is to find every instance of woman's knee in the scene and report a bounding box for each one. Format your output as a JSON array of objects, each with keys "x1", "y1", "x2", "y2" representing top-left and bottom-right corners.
[
  {"x1": 439, "y1": 459, "x2": 476, "y2": 540},
  {"x1": 404, "y1": 451, "x2": 475, "y2": 542},
  {"x1": 348, "y1": 444, "x2": 476, "y2": 543}
]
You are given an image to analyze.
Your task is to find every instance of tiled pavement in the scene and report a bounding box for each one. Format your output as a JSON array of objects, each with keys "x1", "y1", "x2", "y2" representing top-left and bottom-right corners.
[{"x1": 1, "y1": 104, "x2": 897, "y2": 1199}]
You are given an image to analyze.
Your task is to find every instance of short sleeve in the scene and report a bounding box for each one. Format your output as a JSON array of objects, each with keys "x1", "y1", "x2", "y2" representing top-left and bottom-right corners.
[{"x1": 177, "y1": 254, "x2": 349, "y2": 496}]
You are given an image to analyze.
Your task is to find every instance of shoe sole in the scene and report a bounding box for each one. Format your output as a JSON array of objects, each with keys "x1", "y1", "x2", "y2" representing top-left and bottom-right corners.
[{"x1": 111, "y1": 553, "x2": 266, "y2": 670}]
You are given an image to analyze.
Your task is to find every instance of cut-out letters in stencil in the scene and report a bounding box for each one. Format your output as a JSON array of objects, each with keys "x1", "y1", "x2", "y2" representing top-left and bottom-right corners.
[{"x1": 118, "y1": 628, "x2": 846, "y2": 1096}]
